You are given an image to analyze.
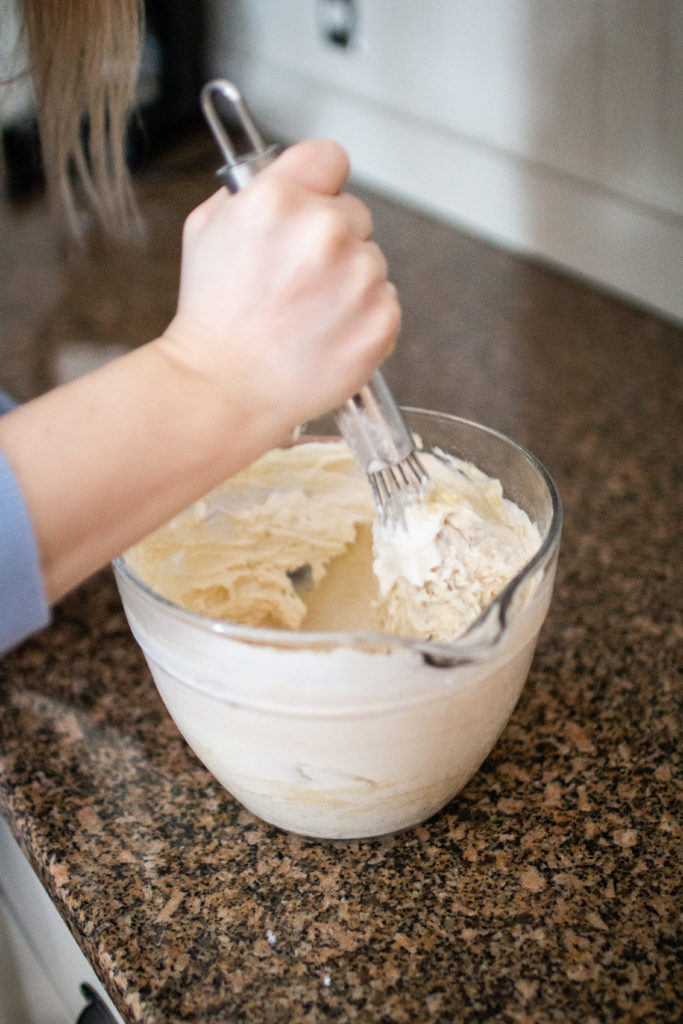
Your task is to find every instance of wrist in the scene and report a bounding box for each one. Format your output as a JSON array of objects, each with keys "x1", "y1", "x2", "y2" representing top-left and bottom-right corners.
[{"x1": 151, "y1": 327, "x2": 290, "y2": 478}]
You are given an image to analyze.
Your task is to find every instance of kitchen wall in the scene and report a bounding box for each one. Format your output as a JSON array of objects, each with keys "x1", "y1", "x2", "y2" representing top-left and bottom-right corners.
[
  {"x1": 0, "y1": 0, "x2": 32, "y2": 122},
  {"x1": 205, "y1": 0, "x2": 683, "y2": 324}
]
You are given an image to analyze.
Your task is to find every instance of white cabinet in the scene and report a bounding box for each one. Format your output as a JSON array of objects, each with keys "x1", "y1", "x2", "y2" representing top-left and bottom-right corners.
[
  {"x1": 0, "y1": 818, "x2": 124, "y2": 1024},
  {"x1": 206, "y1": 0, "x2": 683, "y2": 323}
]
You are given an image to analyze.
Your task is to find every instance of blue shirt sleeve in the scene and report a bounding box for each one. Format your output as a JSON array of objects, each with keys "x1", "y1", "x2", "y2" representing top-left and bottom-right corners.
[
  {"x1": 1, "y1": 393, "x2": 51, "y2": 653},
  {"x1": 0, "y1": 389, "x2": 16, "y2": 415}
]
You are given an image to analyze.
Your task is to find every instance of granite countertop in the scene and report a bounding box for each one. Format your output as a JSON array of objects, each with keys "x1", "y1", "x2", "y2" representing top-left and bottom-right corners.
[{"x1": 1, "y1": 135, "x2": 681, "y2": 1023}]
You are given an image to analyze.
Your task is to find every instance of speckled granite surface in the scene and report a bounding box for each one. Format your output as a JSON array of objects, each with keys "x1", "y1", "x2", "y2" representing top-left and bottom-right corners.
[{"x1": 1, "y1": 135, "x2": 681, "y2": 1023}]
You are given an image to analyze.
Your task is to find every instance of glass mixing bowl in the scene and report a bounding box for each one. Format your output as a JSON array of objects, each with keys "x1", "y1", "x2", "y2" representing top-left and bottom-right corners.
[{"x1": 113, "y1": 410, "x2": 562, "y2": 840}]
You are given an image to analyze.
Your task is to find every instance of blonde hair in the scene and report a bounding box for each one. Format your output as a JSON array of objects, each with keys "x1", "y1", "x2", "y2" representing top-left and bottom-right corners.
[{"x1": 20, "y1": 0, "x2": 144, "y2": 240}]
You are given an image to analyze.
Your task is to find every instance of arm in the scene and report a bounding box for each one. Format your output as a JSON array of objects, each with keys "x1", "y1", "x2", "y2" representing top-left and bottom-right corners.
[{"x1": 0, "y1": 140, "x2": 400, "y2": 607}]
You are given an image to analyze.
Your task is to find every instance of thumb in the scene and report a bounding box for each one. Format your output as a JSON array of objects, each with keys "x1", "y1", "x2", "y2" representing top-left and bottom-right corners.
[{"x1": 267, "y1": 139, "x2": 351, "y2": 196}]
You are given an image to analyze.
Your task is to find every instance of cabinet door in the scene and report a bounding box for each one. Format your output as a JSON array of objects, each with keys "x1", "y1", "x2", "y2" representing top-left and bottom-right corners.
[{"x1": 0, "y1": 819, "x2": 124, "y2": 1024}]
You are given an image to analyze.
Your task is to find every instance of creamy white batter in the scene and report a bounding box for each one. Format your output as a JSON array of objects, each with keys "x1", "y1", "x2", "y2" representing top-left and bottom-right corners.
[
  {"x1": 126, "y1": 439, "x2": 541, "y2": 642},
  {"x1": 373, "y1": 451, "x2": 541, "y2": 639}
]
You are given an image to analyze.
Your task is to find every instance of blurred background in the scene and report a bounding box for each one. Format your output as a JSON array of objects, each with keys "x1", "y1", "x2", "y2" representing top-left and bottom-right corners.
[
  {"x1": 1, "y1": 0, "x2": 680, "y2": 473},
  {"x1": 203, "y1": 0, "x2": 683, "y2": 326},
  {"x1": 1, "y1": 0, "x2": 682, "y2": 329}
]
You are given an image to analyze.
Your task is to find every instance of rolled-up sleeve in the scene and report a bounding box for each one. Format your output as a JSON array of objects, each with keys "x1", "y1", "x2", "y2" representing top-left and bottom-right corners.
[{"x1": 1, "y1": 395, "x2": 51, "y2": 653}]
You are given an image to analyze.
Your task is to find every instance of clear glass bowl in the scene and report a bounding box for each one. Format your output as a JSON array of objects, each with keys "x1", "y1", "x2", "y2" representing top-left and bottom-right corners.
[{"x1": 113, "y1": 410, "x2": 562, "y2": 839}]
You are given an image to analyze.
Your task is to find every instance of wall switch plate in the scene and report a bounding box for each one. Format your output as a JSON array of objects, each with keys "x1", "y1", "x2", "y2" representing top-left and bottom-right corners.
[{"x1": 317, "y1": 0, "x2": 357, "y2": 48}]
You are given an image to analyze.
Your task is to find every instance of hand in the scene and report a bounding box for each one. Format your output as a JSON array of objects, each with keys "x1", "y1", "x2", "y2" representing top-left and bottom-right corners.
[
  {"x1": 158, "y1": 139, "x2": 401, "y2": 443},
  {"x1": 0, "y1": 141, "x2": 399, "y2": 608}
]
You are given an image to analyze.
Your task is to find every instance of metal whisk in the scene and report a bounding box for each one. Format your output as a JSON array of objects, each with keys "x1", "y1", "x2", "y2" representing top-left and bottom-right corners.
[
  {"x1": 201, "y1": 79, "x2": 430, "y2": 523},
  {"x1": 334, "y1": 373, "x2": 429, "y2": 521}
]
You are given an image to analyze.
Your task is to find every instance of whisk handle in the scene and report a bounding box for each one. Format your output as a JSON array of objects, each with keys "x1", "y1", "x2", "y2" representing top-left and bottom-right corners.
[{"x1": 335, "y1": 372, "x2": 414, "y2": 474}]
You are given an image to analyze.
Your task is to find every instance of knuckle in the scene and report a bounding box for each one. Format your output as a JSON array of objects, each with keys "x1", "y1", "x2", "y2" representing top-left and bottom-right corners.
[
  {"x1": 322, "y1": 138, "x2": 351, "y2": 175},
  {"x1": 314, "y1": 208, "x2": 350, "y2": 255},
  {"x1": 355, "y1": 243, "x2": 388, "y2": 288},
  {"x1": 369, "y1": 241, "x2": 389, "y2": 278},
  {"x1": 387, "y1": 290, "x2": 402, "y2": 340},
  {"x1": 250, "y1": 174, "x2": 293, "y2": 220},
  {"x1": 341, "y1": 194, "x2": 373, "y2": 236},
  {"x1": 375, "y1": 284, "x2": 401, "y2": 349}
]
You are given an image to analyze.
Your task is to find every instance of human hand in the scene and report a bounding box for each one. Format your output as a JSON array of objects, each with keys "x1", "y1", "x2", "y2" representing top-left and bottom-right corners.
[{"x1": 158, "y1": 139, "x2": 400, "y2": 444}]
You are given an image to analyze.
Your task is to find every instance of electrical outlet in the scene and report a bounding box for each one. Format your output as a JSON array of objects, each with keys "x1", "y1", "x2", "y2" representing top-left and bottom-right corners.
[{"x1": 317, "y1": 0, "x2": 357, "y2": 49}]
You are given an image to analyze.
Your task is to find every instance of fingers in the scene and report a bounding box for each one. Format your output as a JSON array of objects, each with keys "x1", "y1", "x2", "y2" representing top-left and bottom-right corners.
[
  {"x1": 357, "y1": 279, "x2": 401, "y2": 367},
  {"x1": 269, "y1": 139, "x2": 351, "y2": 195},
  {"x1": 334, "y1": 193, "x2": 373, "y2": 240},
  {"x1": 269, "y1": 141, "x2": 374, "y2": 237},
  {"x1": 358, "y1": 239, "x2": 389, "y2": 288},
  {"x1": 189, "y1": 141, "x2": 372, "y2": 246},
  {"x1": 312, "y1": 277, "x2": 401, "y2": 410}
]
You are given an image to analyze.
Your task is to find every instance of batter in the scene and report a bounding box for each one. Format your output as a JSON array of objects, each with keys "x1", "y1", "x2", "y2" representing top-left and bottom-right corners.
[{"x1": 125, "y1": 439, "x2": 541, "y2": 642}]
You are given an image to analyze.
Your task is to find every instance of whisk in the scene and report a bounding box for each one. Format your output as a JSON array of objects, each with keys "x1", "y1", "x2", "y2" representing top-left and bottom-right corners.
[{"x1": 200, "y1": 79, "x2": 430, "y2": 524}]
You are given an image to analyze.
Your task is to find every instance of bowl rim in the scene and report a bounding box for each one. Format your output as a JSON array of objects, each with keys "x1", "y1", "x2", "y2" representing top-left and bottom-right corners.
[{"x1": 113, "y1": 409, "x2": 562, "y2": 667}]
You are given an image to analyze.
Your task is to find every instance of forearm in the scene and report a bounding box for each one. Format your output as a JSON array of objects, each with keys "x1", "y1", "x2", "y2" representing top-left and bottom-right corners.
[{"x1": 0, "y1": 341, "x2": 283, "y2": 604}]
